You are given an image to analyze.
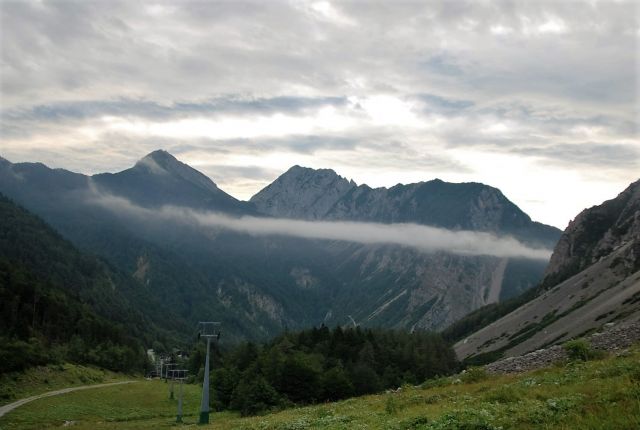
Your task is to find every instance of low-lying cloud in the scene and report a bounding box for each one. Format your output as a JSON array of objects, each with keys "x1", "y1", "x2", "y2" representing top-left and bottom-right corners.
[{"x1": 90, "y1": 192, "x2": 552, "y2": 260}]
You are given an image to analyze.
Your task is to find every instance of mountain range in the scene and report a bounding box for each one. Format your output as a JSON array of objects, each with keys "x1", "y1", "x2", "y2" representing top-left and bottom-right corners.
[
  {"x1": 252, "y1": 165, "x2": 558, "y2": 247},
  {"x1": 0, "y1": 150, "x2": 561, "y2": 342}
]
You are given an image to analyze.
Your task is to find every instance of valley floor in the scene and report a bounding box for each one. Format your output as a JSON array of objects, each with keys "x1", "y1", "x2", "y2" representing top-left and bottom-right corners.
[{"x1": 0, "y1": 349, "x2": 639, "y2": 430}]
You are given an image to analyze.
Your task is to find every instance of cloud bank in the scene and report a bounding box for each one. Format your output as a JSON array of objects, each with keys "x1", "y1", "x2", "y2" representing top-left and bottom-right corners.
[{"x1": 90, "y1": 192, "x2": 552, "y2": 260}]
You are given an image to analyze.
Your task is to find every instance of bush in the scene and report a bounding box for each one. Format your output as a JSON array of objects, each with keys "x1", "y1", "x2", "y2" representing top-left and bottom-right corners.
[
  {"x1": 385, "y1": 395, "x2": 399, "y2": 415},
  {"x1": 461, "y1": 366, "x2": 488, "y2": 383},
  {"x1": 398, "y1": 416, "x2": 429, "y2": 429},
  {"x1": 320, "y1": 366, "x2": 354, "y2": 401},
  {"x1": 0, "y1": 337, "x2": 50, "y2": 372},
  {"x1": 230, "y1": 374, "x2": 281, "y2": 416},
  {"x1": 483, "y1": 385, "x2": 521, "y2": 404},
  {"x1": 563, "y1": 339, "x2": 604, "y2": 361}
]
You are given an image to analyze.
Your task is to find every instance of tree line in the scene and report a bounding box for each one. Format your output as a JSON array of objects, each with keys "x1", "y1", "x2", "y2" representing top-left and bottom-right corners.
[{"x1": 186, "y1": 325, "x2": 457, "y2": 416}]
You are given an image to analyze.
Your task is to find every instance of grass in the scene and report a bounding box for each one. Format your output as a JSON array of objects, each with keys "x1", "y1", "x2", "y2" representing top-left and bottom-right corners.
[
  {"x1": 1, "y1": 348, "x2": 639, "y2": 430},
  {"x1": 0, "y1": 363, "x2": 131, "y2": 405}
]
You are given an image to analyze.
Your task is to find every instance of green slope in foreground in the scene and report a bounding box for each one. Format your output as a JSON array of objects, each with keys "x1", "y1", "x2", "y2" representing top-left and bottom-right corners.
[
  {"x1": 0, "y1": 364, "x2": 130, "y2": 406},
  {"x1": 1, "y1": 348, "x2": 639, "y2": 430}
]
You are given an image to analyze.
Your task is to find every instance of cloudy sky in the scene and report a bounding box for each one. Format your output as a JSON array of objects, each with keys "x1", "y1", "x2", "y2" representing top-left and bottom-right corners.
[{"x1": 1, "y1": 0, "x2": 638, "y2": 229}]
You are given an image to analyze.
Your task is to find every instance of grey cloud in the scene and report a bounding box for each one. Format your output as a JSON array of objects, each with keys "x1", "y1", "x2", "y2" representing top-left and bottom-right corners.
[
  {"x1": 90, "y1": 191, "x2": 552, "y2": 260},
  {"x1": 249, "y1": 135, "x2": 358, "y2": 154},
  {"x1": 2, "y1": 0, "x2": 636, "y2": 110},
  {"x1": 414, "y1": 93, "x2": 475, "y2": 115},
  {"x1": 512, "y1": 143, "x2": 640, "y2": 169},
  {"x1": 434, "y1": 101, "x2": 636, "y2": 150},
  {"x1": 124, "y1": 134, "x2": 358, "y2": 157},
  {"x1": 202, "y1": 165, "x2": 280, "y2": 183},
  {"x1": 420, "y1": 54, "x2": 465, "y2": 77},
  {"x1": 3, "y1": 96, "x2": 347, "y2": 125}
]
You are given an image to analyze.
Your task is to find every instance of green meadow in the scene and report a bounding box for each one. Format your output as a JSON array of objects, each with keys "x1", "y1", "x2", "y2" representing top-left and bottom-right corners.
[
  {"x1": 0, "y1": 364, "x2": 130, "y2": 405},
  {"x1": 1, "y1": 348, "x2": 639, "y2": 430}
]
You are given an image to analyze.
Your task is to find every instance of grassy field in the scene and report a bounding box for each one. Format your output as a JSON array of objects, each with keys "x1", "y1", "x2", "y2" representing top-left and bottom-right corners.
[
  {"x1": 1, "y1": 349, "x2": 639, "y2": 430},
  {"x1": 0, "y1": 364, "x2": 132, "y2": 406}
]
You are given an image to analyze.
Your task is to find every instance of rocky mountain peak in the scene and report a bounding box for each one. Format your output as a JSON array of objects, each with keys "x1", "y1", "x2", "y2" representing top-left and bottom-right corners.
[
  {"x1": 250, "y1": 165, "x2": 357, "y2": 219},
  {"x1": 284, "y1": 165, "x2": 347, "y2": 183},
  {"x1": 135, "y1": 149, "x2": 219, "y2": 194}
]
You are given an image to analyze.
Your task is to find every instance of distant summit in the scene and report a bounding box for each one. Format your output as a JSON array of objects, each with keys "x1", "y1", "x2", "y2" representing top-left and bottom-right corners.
[
  {"x1": 251, "y1": 165, "x2": 356, "y2": 219},
  {"x1": 92, "y1": 150, "x2": 250, "y2": 213},
  {"x1": 134, "y1": 149, "x2": 219, "y2": 194}
]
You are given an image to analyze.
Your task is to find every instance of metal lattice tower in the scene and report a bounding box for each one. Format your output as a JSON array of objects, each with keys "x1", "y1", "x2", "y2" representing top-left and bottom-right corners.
[
  {"x1": 169, "y1": 369, "x2": 189, "y2": 423},
  {"x1": 197, "y1": 321, "x2": 221, "y2": 425},
  {"x1": 165, "y1": 363, "x2": 177, "y2": 398}
]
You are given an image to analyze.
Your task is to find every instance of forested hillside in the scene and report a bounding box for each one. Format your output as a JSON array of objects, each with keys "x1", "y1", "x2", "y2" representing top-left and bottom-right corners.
[
  {"x1": 192, "y1": 326, "x2": 457, "y2": 416},
  {"x1": 0, "y1": 194, "x2": 177, "y2": 373}
]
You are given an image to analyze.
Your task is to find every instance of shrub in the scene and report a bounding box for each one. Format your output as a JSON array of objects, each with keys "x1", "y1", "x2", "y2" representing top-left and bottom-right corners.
[
  {"x1": 230, "y1": 374, "x2": 281, "y2": 416},
  {"x1": 563, "y1": 339, "x2": 605, "y2": 361},
  {"x1": 398, "y1": 416, "x2": 429, "y2": 429},
  {"x1": 420, "y1": 376, "x2": 450, "y2": 389},
  {"x1": 483, "y1": 385, "x2": 521, "y2": 404},
  {"x1": 385, "y1": 395, "x2": 399, "y2": 415},
  {"x1": 461, "y1": 366, "x2": 488, "y2": 383}
]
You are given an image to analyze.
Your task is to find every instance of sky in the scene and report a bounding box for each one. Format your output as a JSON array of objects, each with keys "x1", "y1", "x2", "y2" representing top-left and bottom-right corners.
[{"x1": 1, "y1": 0, "x2": 638, "y2": 229}]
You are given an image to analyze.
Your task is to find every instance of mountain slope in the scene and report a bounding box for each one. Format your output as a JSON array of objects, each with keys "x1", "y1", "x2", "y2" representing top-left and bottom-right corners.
[
  {"x1": 0, "y1": 194, "x2": 176, "y2": 372},
  {"x1": 454, "y1": 179, "x2": 640, "y2": 362},
  {"x1": 543, "y1": 178, "x2": 640, "y2": 286}
]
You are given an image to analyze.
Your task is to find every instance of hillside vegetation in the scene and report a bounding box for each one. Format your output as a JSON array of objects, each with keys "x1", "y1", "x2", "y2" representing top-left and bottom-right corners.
[
  {"x1": 0, "y1": 364, "x2": 129, "y2": 405},
  {"x1": 0, "y1": 194, "x2": 175, "y2": 373},
  {"x1": 200, "y1": 326, "x2": 457, "y2": 416},
  {"x1": 1, "y1": 347, "x2": 638, "y2": 429}
]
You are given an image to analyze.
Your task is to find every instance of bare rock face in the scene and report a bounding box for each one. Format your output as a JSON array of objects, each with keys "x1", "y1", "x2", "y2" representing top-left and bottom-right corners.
[
  {"x1": 323, "y1": 245, "x2": 509, "y2": 331},
  {"x1": 544, "y1": 179, "x2": 640, "y2": 285},
  {"x1": 250, "y1": 165, "x2": 356, "y2": 219}
]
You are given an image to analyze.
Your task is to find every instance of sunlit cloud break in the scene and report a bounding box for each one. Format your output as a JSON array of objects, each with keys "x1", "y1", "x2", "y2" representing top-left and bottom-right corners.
[{"x1": 91, "y1": 192, "x2": 552, "y2": 260}]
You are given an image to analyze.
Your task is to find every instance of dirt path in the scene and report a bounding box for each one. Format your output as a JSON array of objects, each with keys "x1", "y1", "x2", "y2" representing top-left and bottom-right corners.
[{"x1": 0, "y1": 381, "x2": 136, "y2": 418}]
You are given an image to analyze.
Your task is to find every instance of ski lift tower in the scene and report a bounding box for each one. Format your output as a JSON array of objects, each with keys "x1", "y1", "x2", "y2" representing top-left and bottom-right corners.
[
  {"x1": 197, "y1": 321, "x2": 220, "y2": 425},
  {"x1": 166, "y1": 363, "x2": 177, "y2": 399},
  {"x1": 169, "y1": 369, "x2": 188, "y2": 423}
]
